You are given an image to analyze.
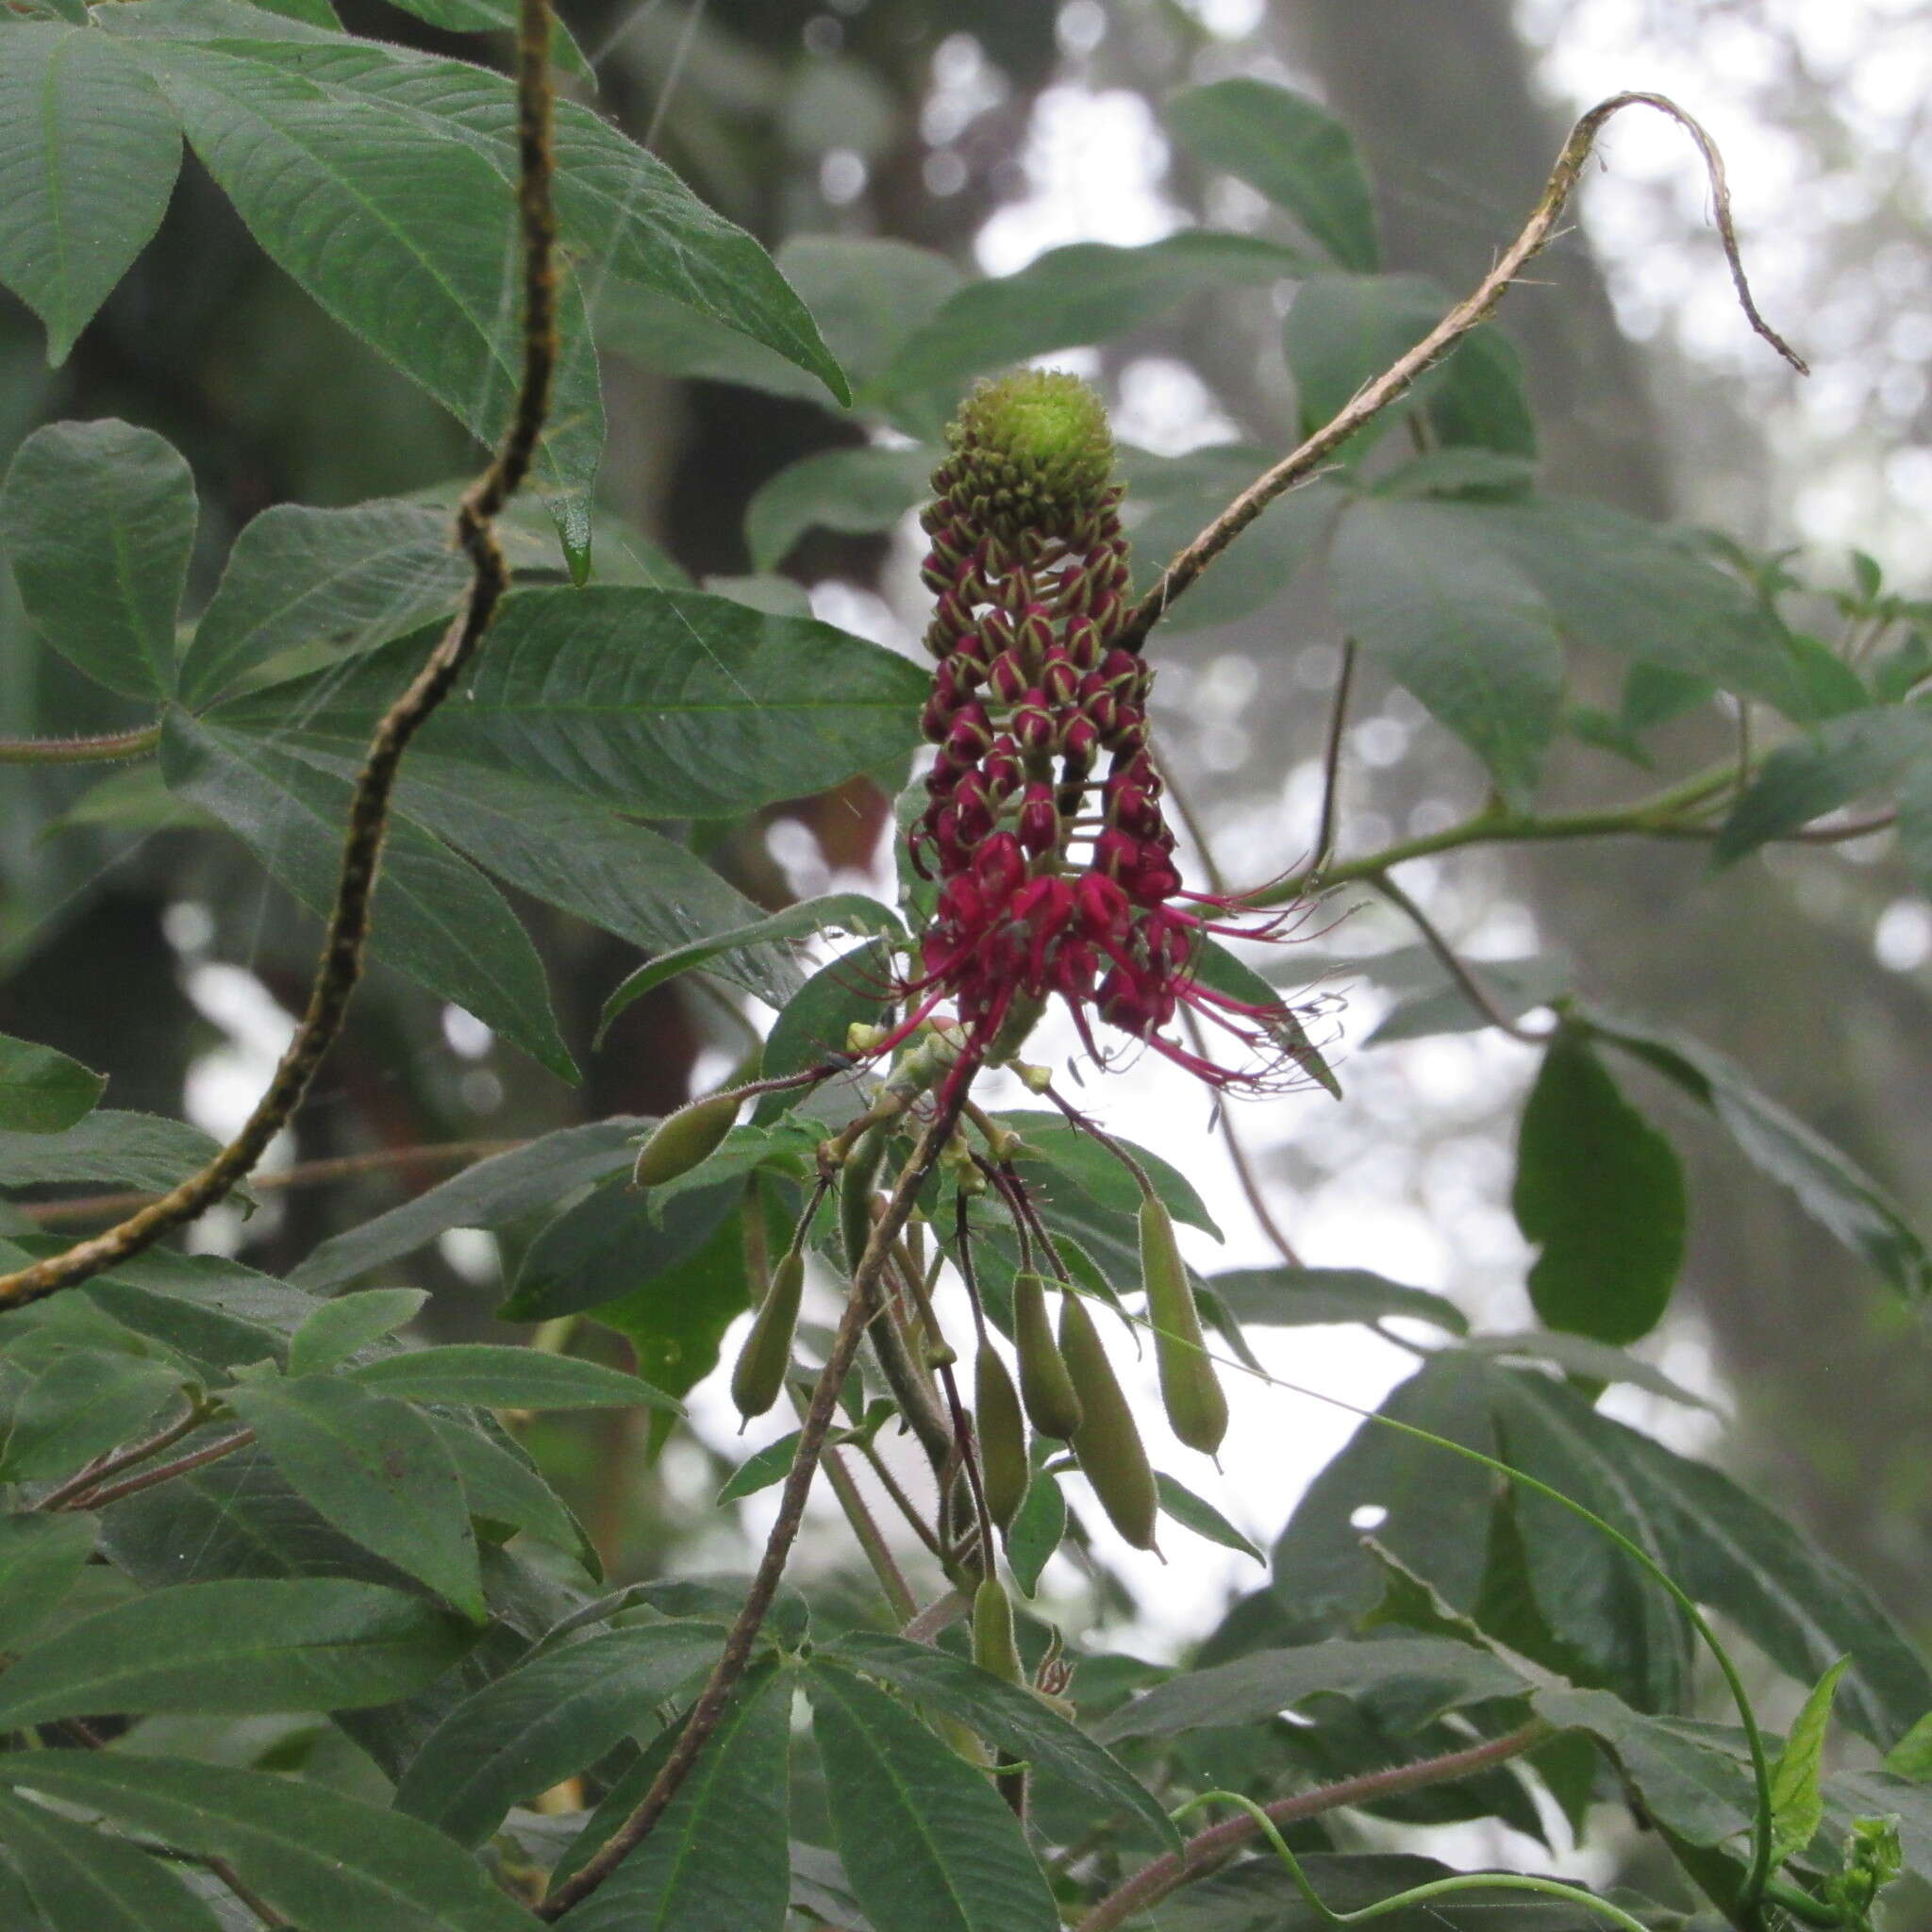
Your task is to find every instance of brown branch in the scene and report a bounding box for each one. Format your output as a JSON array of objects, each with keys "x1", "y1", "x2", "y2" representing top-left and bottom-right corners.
[
  {"x1": 1075, "y1": 1720, "x2": 1549, "y2": 1932},
  {"x1": 1368, "y1": 872, "x2": 1553, "y2": 1045},
  {"x1": 0, "y1": 0, "x2": 561, "y2": 1311},
  {"x1": 0, "y1": 723, "x2": 162, "y2": 766},
  {"x1": 48, "y1": 1428, "x2": 254, "y2": 1512},
  {"x1": 19, "y1": 1139, "x2": 524, "y2": 1227},
  {"x1": 1120, "y1": 92, "x2": 1803, "y2": 648},
  {"x1": 536, "y1": 1086, "x2": 974, "y2": 1921},
  {"x1": 33, "y1": 1402, "x2": 208, "y2": 1508}
]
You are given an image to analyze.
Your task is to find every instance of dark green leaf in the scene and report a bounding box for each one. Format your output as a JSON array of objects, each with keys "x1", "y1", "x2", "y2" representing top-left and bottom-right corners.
[
  {"x1": 0, "y1": 418, "x2": 193, "y2": 700},
  {"x1": 1425, "y1": 325, "x2": 1538, "y2": 458},
  {"x1": 821, "y1": 1631, "x2": 1179, "y2": 1852},
  {"x1": 226, "y1": 1376, "x2": 485, "y2": 1621},
  {"x1": 1, "y1": 1352, "x2": 183, "y2": 1483},
  {"x1": 1283, "y1": 273, "x2": 1445, "y2": 437},
  {"x1": 0, "y1": 1752, "x2": 538, "y2": 1932},
  {"x1": 0, "y1": 1034, "x2": 105, "y2": 1136},
  {"x1": 808, "y1": 1663, "x2": 1060, "y2": 1932},
  {"x1": 779, "y1": 235, "x2": 962, "y2": 394},
  {"x1": 746, "y1": 445, "x2": 934, "y2": 571},
  {"x1": 717, "y1": 1430, "x2": 803, "y2": 1505},
  {"x1": 1165, "y1": 79, "x2": 1377, "y2": 270},
  {"x1": 126, "y1": 37, "x2": 608, "y2": 535},
  {"x1": 996, "y1": 1112, "x2": 1220, "y2": 1239},
  {"x1": 1188, "y1": 938, "x2": 1341, "y2": 1096},
  {"x1": 1713, "y1": 708, "x2": 1932, "y2": 866},
  {"x1": 1771, "y1": 1657, "x2": 1847, "y2": 1864},
  {"x1": 1584, "y1": 1008, "x2": 1932, "y2": 1303},
  {"x1": 0, "y1": 1579, "x2": 475, "y2": 1724},
  {"x1": 1331, "y1": 496, "x2": 1565, "y2": 802},
  {"x1": 0, "y1": 1512, "x2": 95, "y2": 1652},
  {"x1": 346, "y1": 1343, "x2": 680, "y2": 1414},
  {"x1": 1209, "y1": 1266, "x2": 1467, "y2": 1334},
  {"x1": 1532, "y1": 1688, "x2": 1757, "y2": 1845},
  {"x1": 212, "y1": 587, "x2": 926, "y2": 820},
  {"x1": 395, "y1": 1619, "x2": 724, "y2": 1845},
  {"x1": 1372, "y1": 449, "x2": 1538, "y2": 501},
  {"x1": 179, "y1": 499, "x2": 470, "y2": 707},
  {"x1": 1481, "y1": 498, "x2": 1807, "y2": 715},
  {"x1": 0, "y1": 1110, "x2": 222, "y2": 1194},
  {"x1": 289, "y1": 1118, "x2": 643, "y2": 1292},
  {"x1": 377, "y1": 0, "x2": 591, "y2": 78},
  {"x1": 1006, "y1": 1469, "x2": 1065, "y2": 1596},
  {"x1": 1096, "y1": 1637, "x2": 1525, "y2": 1745},
  {"x1": 1512, "y1": 1029, "x2": 1686, "y2": 1345},
  {"x1": 430, "y1": 1413, "x2": 593, "y2": 1566},
  {"x1": 0, "y1": 1790, "x2": 220, "y2": 1932},
  {"x1": 287, "y1": 1288, "x2": 425, "y2": 1377},
  {"x1": 877, "y1": 233, "x2": 1302, "y2": 426},
  {"x1": 0, "y1": 28, "x2": 182, "y2": 367},
  {"x1": 554, "y1": 1664, "x2": 790, "y2": 1932},
  {"x1": 1157, "y1": 1472, "x2": 1264, "y2": 1562},
  {"x1": 160, "y1": 712, "x2": 575, "y2": 1080},
  {"x1": 753, "y1": 940, "x2": 894, "y2": 1126},
  {"x1": 504, "y1": 1174, "x2": 741, "y2": 1323},
  {"x1": 599, "y1": 892, "x2": 903, "y2": 1040},
  {"x1": 392, "y1": 757, "x2": 805, "y2": 1008}
]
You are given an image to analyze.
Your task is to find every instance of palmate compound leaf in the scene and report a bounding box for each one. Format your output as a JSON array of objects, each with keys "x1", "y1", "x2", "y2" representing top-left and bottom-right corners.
[
  {"x1": 0, "y1": 1578, "x2": 477, "y2": 1727},
  {"x1": 807, "y1": 1663, "x2": 1061, "y2": 1932},
  {"x1": 159, "y1": 712, "x2": 575, "y2": 1081},
  {"x1": 0, "y1": 25, "x2": 182, "y2": 367},
  {"x1": 0, "y1": 1752, "x2": 540, "y2": 1932},
  {"x1": 208, "y1": 587, "x2": 928, "y2": 823},
  {"x1": 395, "y1": 1618, "x2": 726, "y2": 1845},
  {"x1": 552, "y1": 1663, "x2": 791, "y2": 1932}
]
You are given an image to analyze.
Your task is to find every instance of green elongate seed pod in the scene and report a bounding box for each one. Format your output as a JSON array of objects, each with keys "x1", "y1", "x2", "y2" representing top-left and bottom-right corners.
[
  {"x1": 1012, "y1": 1270, "x2": 1083, "y2": 1440},
  {"x1": 730, "y1": 1249, "x2": 805, "y2": 1421},
  {"x1": 1139, "y1": 1195, "x2": 1229, "y2": 1457},
  {"x1": 974, "y1": 1338, "x2": 1029, "y2": 1534},
  {"x1": 1058, "y1": 1290, "x2": 1158, "y2": 1552},
  {"x1": 840, "y1": 1124, "x2": 888, "y2": 1275},
  {"x1": 972, "y1": 1574, "x2": 1024, "y2": 1686},
  {"x1": 631, "y1": 1089, "x2": 740, "y2": 1190}
]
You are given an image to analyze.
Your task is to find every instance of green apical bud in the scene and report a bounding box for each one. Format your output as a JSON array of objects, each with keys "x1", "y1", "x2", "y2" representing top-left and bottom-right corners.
[
  {"x1": 944, "y1": 371, "x2": 1117, "y2": 541},
  {"x1": 974, "y1": 1339, "x2": 1029, "y2": 1534},
  {"x1": 1139, "y1": 1196, "x2": 1228, "y2": 1457},
  {"x1": 730, "y1": 1250, "x2": 805, "y2": 1421},
  {"x1": 1058, "y1": 1291, "x2": 1158, "y2": 1552},
  {"x1": 1012, "y1": 1270, "x2": 1082, "y2": 1441},
  {"x1": 631, "y1": 1089, "x2": 740, "y2": 1190},
  {"x1": 972, "y1": 1574, "x2": 1024, "y2": 1686}
]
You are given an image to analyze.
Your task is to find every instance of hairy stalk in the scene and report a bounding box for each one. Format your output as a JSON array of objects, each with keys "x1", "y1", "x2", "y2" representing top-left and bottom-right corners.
[
  {"x1": 1074, "y1": 1721, "x2": 1548, "y2": 1932},
  {"x1": 21, "y1": 1139, "x2": 525, "y2": 1226},
  {"x1": 0, "y1": 0, "x2": 560, "y2": 1310},
  {"x1": 537, "y1": 1087, "x2": 974, "y2": 1921},
  {"x1": 1369, "y1": 871, "x2": 1553, "y2": 1044},
  {"x1": 1122, "y1": 91, "x2": 1802, "y2": 646},
  {"x1": 0, "y1": 723, "x2": 162, "y2": 765}
]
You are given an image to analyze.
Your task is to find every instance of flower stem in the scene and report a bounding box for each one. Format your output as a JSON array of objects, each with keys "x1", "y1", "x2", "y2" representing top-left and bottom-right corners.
[{"x1": 0, "y1": 724, "x2": 161, "y2": 765}]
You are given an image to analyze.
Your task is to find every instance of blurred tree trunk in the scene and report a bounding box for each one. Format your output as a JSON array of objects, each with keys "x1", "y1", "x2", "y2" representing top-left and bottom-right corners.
[{"x1": 1287, "y1": 0, "x2": 1932, "y2": 1625}]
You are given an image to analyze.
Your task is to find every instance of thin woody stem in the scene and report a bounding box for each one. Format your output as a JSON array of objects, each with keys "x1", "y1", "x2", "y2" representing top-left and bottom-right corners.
[
  {"x1": 0, "y1": 0, "x2": 560, "y2": 1311},
  {"x1": 1074, "y1": 1721, "x2": 1550, "y2": 1932},
  {"x1": 537, "y1": 1085, "x2": 975, "y2": 1922},
  {"x1": 1122, "y1": 92, "x2": 1802, "y2": 648},
  {"x1": 52, "y1": 1428, "x2": 255, "y2": 1511},
  {"x1": 1312, "y1": 641, "x2": 1357, "y2": 874},
  {"x1": 21, "y1": 1139, "x2": 524, "y2": 1226},
  {"x1": 0, "y1": 723, "x2": 162, "y2": 765},
  {"x1": 33, "y1": 1401, "x2": 209, "y2": 1508},
  {"x1": 1368, "y1": 871, "x2": 1553, "y2": 1045}
]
